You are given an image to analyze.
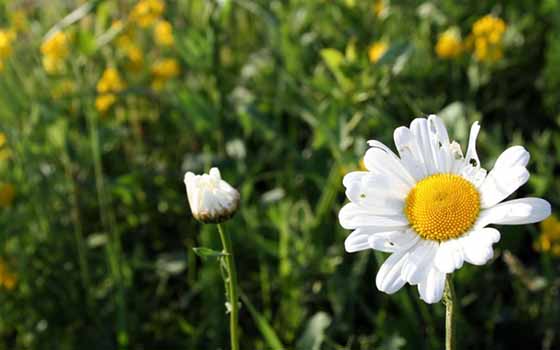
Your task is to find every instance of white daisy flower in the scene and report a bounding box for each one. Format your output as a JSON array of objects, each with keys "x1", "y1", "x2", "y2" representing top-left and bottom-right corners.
[
  {"x1": 339, "y1": 115, "x2": 551, "y2": 303},
  {"x1": 184, "y1": 167, "x2": 240, "y2": 223}
]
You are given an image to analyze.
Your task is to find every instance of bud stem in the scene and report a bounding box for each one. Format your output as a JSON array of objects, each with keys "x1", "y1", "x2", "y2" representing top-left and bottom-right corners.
[{"x1": 217, "y1": 223, "x2": 240, "y2": 350}]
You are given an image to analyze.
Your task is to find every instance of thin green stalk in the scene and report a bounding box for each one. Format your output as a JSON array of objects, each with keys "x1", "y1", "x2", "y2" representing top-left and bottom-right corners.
[
  {"x1": 86, "y1": 111, "x2": 128, "y2": 349},
  {"x1": 217, "y1": 223, "x2": 240, "y2": 350},
  {"x1": 62, "y1": 150, "x2": 93, "y2": 306},
  {"x1": 443, "y1": 275, "x2": 456, "y2": 350}
]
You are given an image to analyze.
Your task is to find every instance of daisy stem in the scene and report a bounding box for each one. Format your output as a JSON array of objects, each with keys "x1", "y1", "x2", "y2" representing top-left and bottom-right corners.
[
  {"x1": 443, "y1": 274, "x2": 456, "y2": 350},
  {"x1": 217, "y1": 223, "x2": 240, "y2": 350}
]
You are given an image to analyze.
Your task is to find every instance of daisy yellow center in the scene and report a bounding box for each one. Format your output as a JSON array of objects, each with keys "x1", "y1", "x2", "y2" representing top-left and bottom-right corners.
[{"x1": 405, "y1": 173, "x2": 480, "y2": 241}]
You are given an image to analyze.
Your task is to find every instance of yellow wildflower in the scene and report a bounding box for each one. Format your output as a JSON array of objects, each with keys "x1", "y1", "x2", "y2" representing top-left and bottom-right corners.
[
  {"x1": 126, "y1": 45, "x2": 144, "y2": 71},
  {"x1": 95, "y1": 94, "x2": 118, "y2": 113},
  {"x1": 359, "y1": 158, "x2": 367, "y2": 171},
  {"x1": 469, "y1": 15, "x2": 506, "y2": 62},
  {"x1": 535, "y1": 215, "x2": 560, "y2": 256},
  {"x1": 151, "y1": 58, "x2": 179, "y2": 89},
  {"x1": 368, "y1": 41, "x2": 388, "y2": 63},
  {"x1": 0, "y1": 260, "x2": 17, "y2": 290},
  {"x1": 0, "y1": 29, "x2": 15, "y2": 71},
  {"x1": 154, "y1": 20, "x2": 174, "y2": 46},
  {"x1": 0, "y1": 29, "x2": 15, "y2": 59},
  {"x1": 96, "y1": 68, "x2": 125, "y2": 113},
  {"x1": 373, "y1": 0, "x2": 387, "y2": 18},
  {"x1": 435, "y1": 29, "x2": 462, "y2": 59},
  {"x1": 130, "y1": 0, "x2": 165, "y2": 28},
  {"x1": 0, "y1": 132, "x2": 11, "y2": 161},
  {"x1": 41, "y1": 31, "x2": 70, "y2": 73},
  {"x1": 0, "y1": 183, "x2": 15, "y2": 208}
]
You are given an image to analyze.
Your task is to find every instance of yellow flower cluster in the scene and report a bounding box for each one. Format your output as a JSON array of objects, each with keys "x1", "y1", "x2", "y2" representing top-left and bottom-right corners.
[
  {"x1": 95, "y1": 68, "x2": 126, "y2": 113},
  {"x1": 535, "y1": 215, "x2": 560, "y2": 256},
  {"x1": 373, "y1": 0, "x2": 387, "y2": 18},
  {"x1": 468, "y1": 15, "x2": 507, "y2": 62},
  {"x1": 368, "y1": 41, "x2": 388, "y2": 63},
  {"x1": 0, "y1": 132, "x2": 11, "y2": 161},
  {"x1": 116, "y1": 31, "x2": 145, "y2": 72},
  {"x1": 154, "y1": 20, "x2": 174, "y2": 47},
  {"x1": 0, "y1": 260, "x2": 17, "y2": 290},
  {"x1": 130, "y1": 0, "x2": 166, "y2": 28},
  {"x1": 41, "y1": 31, "x2": 70, "y2": 74},
  {"x1": 0, "y1": 29, "x2": 15, "y2": 72},
  {"x1": 435, "y1": 29, "x2": 462, "y2": 59},
  {"x1": 151, "y1": 58, "x2": 179, "y2": 90},
  {"x1": 0, "y1": 183, "x2": 15, "y2": 208}
]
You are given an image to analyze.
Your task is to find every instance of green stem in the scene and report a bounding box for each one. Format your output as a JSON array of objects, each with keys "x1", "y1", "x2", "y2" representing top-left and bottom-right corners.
[
  {"x1": 86, "y1": 111, "x2": 128, "y2": 349},
  {"x1": 443, "y1": 275, "x2": 456, "y2": 350},
  {"x1": 217, "y1": 223, "x2": 240, "y2": 350}
]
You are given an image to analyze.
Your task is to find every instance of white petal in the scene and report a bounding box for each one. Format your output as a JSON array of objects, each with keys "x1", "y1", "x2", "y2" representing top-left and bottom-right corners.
[
  {"x1": 338, "y1": 203, "x2": 409, "y2": 230},
  {"x1": 417, "y1": 265, "x2": 446, "y2": 304},
  {"x1": 209, "y1": 167, "x2": 221, "y2": 179},
  {"x1": 493, "y1": 145, "x2": 530, "y2": 169},
  {"x1": 460, "y1": 165, "x2": 487, "y2": 188},
  {"x1": 479, "y1": 166, "x2": 529, "y2": 208},
  {"x1": 364, "y1": 141, "x2": 415, "y2": 188},
  {"x1": 427, "y1": 114, "x2": 453, "y2": 173},
  {"x1": 368, "y1": 229, "x2": 419, "y2": 253},
  {"x1": 410, "y1": 118, "x2": 439, "y2": 174},
  {"x1": 464, "y1": 121, "x2": 481, "y2": 169},
  {"x1": 460, "y1": 228, "x2": 500, "y2": 265},
  {"x1": 375, "y1": 251, "x2": 408, "y2": 294},
  {"x1": 401, "y1": 240, "x2": 438, "y2": 284},
  {"x1": 475, "y1": 198, "x2": 551, "y2": 228},
  {"x1": 343, "y1": 172, "x2": 406, "y2": 216},
  {"x1": 434, "y1": 239, "x2": 464, "y2": 274},
  {"x1": 345, "y1": 227, "x2": 409, "y2": 253},
  {"x1": 393, "y1": 126, "x2": 427, "y2": 180}
]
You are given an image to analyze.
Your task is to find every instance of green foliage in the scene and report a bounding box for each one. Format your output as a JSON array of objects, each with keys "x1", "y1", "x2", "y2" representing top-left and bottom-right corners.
[{"x1": 0, "y1": 0, "x2": 559, "y2": 349}]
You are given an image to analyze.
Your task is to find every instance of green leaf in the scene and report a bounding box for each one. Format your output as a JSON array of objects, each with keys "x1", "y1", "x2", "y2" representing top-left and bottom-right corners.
[
  {"x1": 240, "y1": 291, "x2": 284, "y2": 350},
  {"x1": 192, "y1": 247, "x2": 226, "y2": 258},
  {"x1": 320, "y1": 48, "x2": 345, "y2": 70},
  {"x1": 296, "y1": 312, "x2": 332, "y2": 350}
]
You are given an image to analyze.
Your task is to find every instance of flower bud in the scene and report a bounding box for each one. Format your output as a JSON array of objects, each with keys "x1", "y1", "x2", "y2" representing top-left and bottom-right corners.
[{"x1": 183, "y1": 167, "x2": 240, "y2": 223}]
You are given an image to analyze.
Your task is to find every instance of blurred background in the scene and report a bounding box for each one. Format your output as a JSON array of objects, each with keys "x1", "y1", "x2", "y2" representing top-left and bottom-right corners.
[{"x1": 0, "y1": 0, "x2": 559, "y2": 349}]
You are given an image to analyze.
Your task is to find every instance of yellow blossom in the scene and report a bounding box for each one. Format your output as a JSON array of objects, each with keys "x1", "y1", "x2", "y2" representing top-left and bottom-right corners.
[
  {"x1": 0, "y1": 132, "x2": 11, "y2": 161},
  {"x1": 435, "y1": 29, "x2": 462, "y2": 59},
  {"x1": 373, "y1": 0, "x2": 387, "y2": 18},
  {"x1": 359, "y1": 158, "x2": 367, "y2": 171},
  {"x1": 0, "y1": 260, "x2": 17, "y2": 290},
  {"x1": 154, "y1": 20, "x2": 174, "y2": 46},
  {"x1": 535, "y1": 215, "x2": 560, "y2": 256},
  {"x1": 468, "y1": 15, "x2": 506, "y2": 62},
  {"x1": 0, "y1": 29, "x2": 15, "y2": 59},
  {"x1": 95, "y1": 94, "x2": 118, "y2": 113},
  {"x1": 0, "y1": 183, "x2": 15, "y2": 208},
  {"x1": 130, "y1": 0, "x2": 165, "y2": 28},
  {"x1": 41, "y1": 31, "x2": 70, "y2": 73},
  {"x1": 151, "y1": 58, "x2": 179, "y2": 89},
  {"x1": 368, "y1": 41, "x2": 388, "y2": 63},
  {"x1": 96, "y1": 68, "x2": 125, "y2": 113},
  {"x1": 126, "y1": 45, "x2": 144, "y2": 71}
]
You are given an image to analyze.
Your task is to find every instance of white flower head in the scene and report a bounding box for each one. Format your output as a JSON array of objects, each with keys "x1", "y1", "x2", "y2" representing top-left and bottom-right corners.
[
  {"x1": 339, "y1": 115, "x2": 551, "y2": 303},
  {"x1": 184, "y1": 167, "x2": 240, "y2": 223}
]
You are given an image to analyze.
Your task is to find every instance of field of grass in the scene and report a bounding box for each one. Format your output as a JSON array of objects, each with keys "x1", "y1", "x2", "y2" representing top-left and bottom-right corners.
[{"x1": 0, "y1": 0, "x2": 559, "y2": 349}]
